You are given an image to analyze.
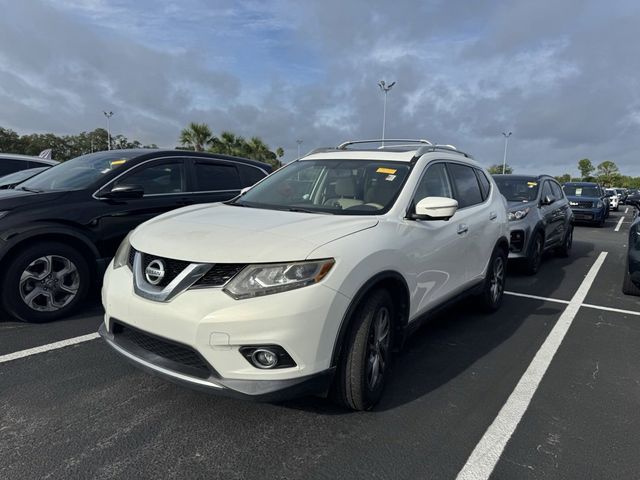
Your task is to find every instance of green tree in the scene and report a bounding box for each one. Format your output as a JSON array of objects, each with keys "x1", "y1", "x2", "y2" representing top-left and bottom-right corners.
[
  {"x1": 179, "y1": 122, "x2": 213, "y2": 151},
  {"x1": 596, "y1": 160, "x2": 620, "y2": 187},
  {"x1": 487, "y1": 164, "x2": 513, "y2": 174},
  {"x1": 555, "y1": 173, "x2": 571, "y2": 184},
  {"x1": 577, "y1": 158, "x2": 594, "y2": 179},
  {"x1": 0, "y1": 127, "x2": 23, "y2": 153},
  {"x1": 276, "y1": 147, "x2": 284, "y2": 158}
]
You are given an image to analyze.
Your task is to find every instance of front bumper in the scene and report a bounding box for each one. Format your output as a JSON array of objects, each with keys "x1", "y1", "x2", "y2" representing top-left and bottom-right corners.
[
  {"x1": 101, "y1": 263, "x2": 349, "y2": 398},
  {"x1": 99, "y1": 323, "x2": 334, "y2": 401},
  {"x1": 507, "y1": 221, "x2": 532, "y2": 259},
  {"x1": 570, "y1": 207, "x2": 605, "y2": 223}
]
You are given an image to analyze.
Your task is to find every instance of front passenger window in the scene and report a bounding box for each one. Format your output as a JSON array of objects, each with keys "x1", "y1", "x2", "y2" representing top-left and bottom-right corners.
[
  {"x1": 114, "y1": 161, "x2": 185, "y2": 195},
  {"x1": 413, "y1": 163, "x2": 453, "y2": 203},
  {"x1": 541, "y1": 181, "x2": 554, "y2": 202}
]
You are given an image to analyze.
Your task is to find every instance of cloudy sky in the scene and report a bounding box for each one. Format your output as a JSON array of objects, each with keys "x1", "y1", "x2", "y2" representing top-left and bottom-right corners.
[{"x1": 1, "y1": 0, "x2": 639, "y2": 175}]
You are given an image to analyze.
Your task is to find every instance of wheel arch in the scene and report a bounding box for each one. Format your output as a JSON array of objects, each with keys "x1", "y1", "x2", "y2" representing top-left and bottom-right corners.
[{"x1": 330, "y1": 271, "x2": 410, "y2": 367}]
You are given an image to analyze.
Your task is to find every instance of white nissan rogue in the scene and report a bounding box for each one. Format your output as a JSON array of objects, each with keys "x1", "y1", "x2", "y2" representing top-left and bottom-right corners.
[{"x1": 100, "y1": 139, "x2": 509, "y2": 410}]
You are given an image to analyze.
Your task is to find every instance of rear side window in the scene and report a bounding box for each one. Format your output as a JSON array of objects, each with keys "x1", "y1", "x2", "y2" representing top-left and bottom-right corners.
[
  {"x1": 238, "y1": 164, "x2": 267, "y2": 187},
  {"x1": 194, "y1": 162, "x2": 241, "y2": 191},
  {"x1": 550, "y1": 181, "x2": 563, "y2": 199},
  {"x1": 447, "y1": 163, "x2": 483, "y2": 208},
  {"x1": 475, "y1": 169, "x2": 491, "y2": 200},
  {"x1": 0, "y1": 159, "x2": 26, "y2": 176}
]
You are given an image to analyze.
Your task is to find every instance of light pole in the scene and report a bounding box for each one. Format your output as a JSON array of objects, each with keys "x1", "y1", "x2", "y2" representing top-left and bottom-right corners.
[
  {"x1": 103, "y1": 111, "x2": 114, "y2": 150},
  {"x1": 501, "y1": 131, "x2": 512, "y2": 174},
  {"x1": 296, "y1": 139, "x2": 303, "y2": 159},
  {"x1": 378, "y1": 80, "x2": 396, "y2": 146}
]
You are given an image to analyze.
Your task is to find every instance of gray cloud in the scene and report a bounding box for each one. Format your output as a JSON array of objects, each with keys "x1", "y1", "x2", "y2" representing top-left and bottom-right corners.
[{"x1": 0, "y1": 0, "x2": 639, "y2": 177}]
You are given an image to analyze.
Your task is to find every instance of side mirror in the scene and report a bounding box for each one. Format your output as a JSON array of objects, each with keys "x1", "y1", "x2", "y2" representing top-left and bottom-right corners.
[
  {"x1": 100, "y1": 184, "x2": 144, "y2": 199},
  {"x1": 540, "y1": 195, "x2": 554, "y2": 206},
  {"x1": 410, "y1": 196, "x2": 458, "y2": 221}
]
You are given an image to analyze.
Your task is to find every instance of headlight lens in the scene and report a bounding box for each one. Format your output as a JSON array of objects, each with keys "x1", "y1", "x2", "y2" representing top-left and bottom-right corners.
[
  {"x1": 508, "y1": 207, "x2": 530, "y2": 221},
  {"x1": 224, "y1": 259, "x2": 335, "y2": 299},
  {"x1": 113, "y1": 231, "x2": 133, "y2": 270}
]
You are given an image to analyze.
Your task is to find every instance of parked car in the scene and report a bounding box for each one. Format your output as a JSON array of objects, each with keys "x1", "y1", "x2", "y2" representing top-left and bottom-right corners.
[
  {"x1": 0, "y1": 149, "x2": 271, "y2": 323},
  {"x1": 605, "y1": 188, "x2": 620, "y2": 211},
  {"x1": 0, "y1": 153, "x2": 58, "y2": 176},
  {"x1": 0, "y1": 166, "x2": 50, "y2": 189},
  {"x1": 623, "y1": 211, "x2": 640, "y2": 296},
  {"x1": 614, "y1": 188, "x2": 627, "y2": 204},
  {"x1": 493, "y1": 174, "x2": 573, "y2": 274},
  {"x1": 100, "y1": 139, "x2": 510, "y2": 410},
  {"x1": 627, "y1": 190, "x2": 640, "y2": 208},
  {"x1": 562, "y1": 182, "x2": 608, "y2": 226}
]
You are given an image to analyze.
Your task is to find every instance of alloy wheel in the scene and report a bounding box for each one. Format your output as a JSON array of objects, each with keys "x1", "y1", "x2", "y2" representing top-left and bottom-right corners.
[
  {"x1": 490, "y1": 255, "x2": 505, "y2": 304},
  {"x1": 366, "y1": 306, "x2": 391, "y2": 391},
  {"x1": 19, "y1": 255, "x2": 80, "y2": 312}
]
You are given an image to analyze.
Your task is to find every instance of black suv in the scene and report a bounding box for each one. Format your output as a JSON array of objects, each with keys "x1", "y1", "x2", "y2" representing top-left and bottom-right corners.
[
  {"x1": 493, "y1": 174, "x2": 574, "y2": 274},
  {"x1": 0, "y1": 149, "x2": 270, "y2": 323}
]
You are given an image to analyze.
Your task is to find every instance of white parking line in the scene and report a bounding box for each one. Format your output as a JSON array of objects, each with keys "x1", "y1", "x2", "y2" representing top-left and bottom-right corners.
[
  {"x1": 582, "y1": 303, "x2": 640, "y2": 316},
  {"x1": 0, "y1": 332, "x2": 100, "y2": 364},
  {"x1": 504, "y1": 291, "x2": 570, "y2": 305},
  {"x1": 456, "y1": 251, "x2": 608, "y2": 480},
  {"x1": 625, "y1": 207, "x2": 629, "y2": 214},
  {"x1": 614, "y1": 216, "x2": 625, "y2": 232},
  {"x1": 505, "y1": 291, "x2": 640, "y2": 316}
]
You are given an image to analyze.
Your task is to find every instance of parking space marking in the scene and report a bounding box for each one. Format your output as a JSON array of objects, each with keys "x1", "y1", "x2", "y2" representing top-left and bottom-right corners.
[
  {"x1": 625, "y1": 207, "x2": 629, "y2": 214},
  {"x1": 582, "y1": 303, "x2": 640, "y2": 316},
  {"x1": 456, "y1": 251, "x2": 608, "y2": 480},
  {"x1": 614, "y1": 216, "x2": 625, "y2": 232},
  {"x1": 0, "y1": 332, "x2": 99, "y2": 364},
  {"x1": 505, "y1": 291, "x2": 570, "y2": 305}
]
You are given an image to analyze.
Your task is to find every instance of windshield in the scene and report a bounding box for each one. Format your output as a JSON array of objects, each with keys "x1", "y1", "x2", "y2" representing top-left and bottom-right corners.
[
  {"x1": 0, "y1": 167, "x2": 48, "y2": 186},
  {"x1": 563, "y1": 185, "x2": 600, "y2": 197},
  {"x1": 233, "y1": 159, "x2": 411, "y2": 215},
  {"x1": 493, "y1": 177, "x2": 539, "y2": 202},
  {"x1": 605, "y1": 189, "x2": 616, "y2": 196},
  {"x1": 19, "y1": 151, "x2": 138, "y2": 191}
]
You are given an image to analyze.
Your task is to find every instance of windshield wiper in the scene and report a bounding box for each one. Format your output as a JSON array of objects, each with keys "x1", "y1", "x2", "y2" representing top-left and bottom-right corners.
[
  {"x1": 17, "y1": 186, "x2": 43, "y2": 193},
  {"x1": 285, "y1": 207, "x2": 331, "y2": 214}
]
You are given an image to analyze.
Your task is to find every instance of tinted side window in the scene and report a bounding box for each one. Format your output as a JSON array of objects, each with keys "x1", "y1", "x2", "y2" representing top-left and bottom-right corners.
[
  {"x1": 413, "y1": 163, "x2": 453, "y2": 202},
  {"x1": 28, "y1": 160, "x2": 51, "y2": 169},
  {"x1": 475, "y1": 169, "x2": 491, "y2": 200},
  {"x1": 448, "y1": 163, "x2": 483, "y2": 208},
  {"x1": 541, "y1": 181, "x2": 554, "y2": 202},
  {"x1": 550, "y1": 181, "x2": 563, "y2": 199},
  {"x1": 0, "y1": 159, "x2": 27, "y2": 176},
  {"x1": 116, "y1": 161, "x2": 185, "y2": 195},
  {"x1": 239, "y1": 164, "x2": 267, "y2": 187},
  {"x1": 194, "y1": 162, "x2": 241, "y2": 191}
]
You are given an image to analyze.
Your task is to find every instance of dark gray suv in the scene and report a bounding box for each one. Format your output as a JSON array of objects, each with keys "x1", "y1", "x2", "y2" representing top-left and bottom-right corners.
[{"x1": 493, "y1": 174, "x2": 574, "y2": 274}]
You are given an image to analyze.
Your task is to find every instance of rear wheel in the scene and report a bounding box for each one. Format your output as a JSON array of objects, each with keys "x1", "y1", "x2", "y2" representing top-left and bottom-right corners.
[
  {"x1": 524, "y1": 232, "x2": 544, "y2": 275},
  {"x1": 1, "y1": 242, "x2": 90, "y2": 323},
  {"x1": 332, "y1": 289, "x2": 394, "y2": 411},
  {"x1": 622, "y1": 259, "x2": 640, "y2": 296},
  {"x1": 477, "y1": 246, "x2": 507, "y2": 312}
]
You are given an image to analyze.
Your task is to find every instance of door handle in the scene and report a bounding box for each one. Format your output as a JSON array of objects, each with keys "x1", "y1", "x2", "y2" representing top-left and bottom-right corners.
[
  {"x1": 457, "y1": 224, "x2": 469, "y2": 234},
  {"x1": 489, "y1": 211, "x2": 497, "y2": 220}
]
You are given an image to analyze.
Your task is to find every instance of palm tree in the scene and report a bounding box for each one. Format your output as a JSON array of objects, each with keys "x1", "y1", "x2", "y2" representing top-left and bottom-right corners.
[{"x1": 179, "y1": 122, "x2": 213, "y2": 151}]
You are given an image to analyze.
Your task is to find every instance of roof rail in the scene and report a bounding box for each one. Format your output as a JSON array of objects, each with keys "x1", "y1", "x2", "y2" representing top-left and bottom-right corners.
[
  {"x1": 337, "y1": 139, "x2": 433, "y2": 149},
  {"x1": 413, "y1": 145, "x2": 474, "y2": 159}
]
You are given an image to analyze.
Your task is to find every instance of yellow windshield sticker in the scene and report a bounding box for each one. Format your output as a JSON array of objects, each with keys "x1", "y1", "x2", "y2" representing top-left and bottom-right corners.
[
  {"x1": 110, "y1": 159, "x2": 127, "y2": 166},
  {"x1": 527, "y1": 182, "x2": 537, "y2": 187},
  {"x1": 376, "y1": 167, "x2": 397, "y2": 174}
]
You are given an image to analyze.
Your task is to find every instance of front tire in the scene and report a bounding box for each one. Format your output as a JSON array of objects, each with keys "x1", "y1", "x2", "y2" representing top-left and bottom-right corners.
[
  {"x1": 477, "y1": 246, "x2": 507, "y2": 313},
  {"x1": 332, "y1": 289, "x2": 394, "y2": 411},
  {"x1": 1, "y1": 242, "x2": 90, "y2": 323},
  {"x1": 557, "y1": 225, "x2": 573, "y2": 258},
  {"x1": 524, "y1": 232, "x2": 544, "y2": 275}
]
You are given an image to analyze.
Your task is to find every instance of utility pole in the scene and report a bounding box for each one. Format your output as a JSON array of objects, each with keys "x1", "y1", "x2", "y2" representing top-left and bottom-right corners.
[
  {"x1": 103, "y1": 111, "x2": 114, "y2": 150},
  {"x1": 501, "y1": 131, "x2": 512, "y2": 174},
  {"x1": 378, "y1": 80, "x2": 396, "y2": 147}
]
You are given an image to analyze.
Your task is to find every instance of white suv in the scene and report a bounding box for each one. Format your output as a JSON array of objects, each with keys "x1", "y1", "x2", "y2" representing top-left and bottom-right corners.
[{"x1": 100, "y1": 139, "x2": 509, "y2": 410}]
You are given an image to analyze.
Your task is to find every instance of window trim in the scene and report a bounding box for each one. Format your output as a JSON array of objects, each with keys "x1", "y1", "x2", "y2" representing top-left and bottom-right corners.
[{"x1": 474, "y1": 168, "x2": 492, "y2": 201}]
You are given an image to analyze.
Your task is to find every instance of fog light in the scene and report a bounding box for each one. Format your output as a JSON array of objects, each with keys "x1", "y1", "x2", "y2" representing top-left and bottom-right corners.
[{"x1": 251, "y1": 349, "x2": 279, "y2": 369}]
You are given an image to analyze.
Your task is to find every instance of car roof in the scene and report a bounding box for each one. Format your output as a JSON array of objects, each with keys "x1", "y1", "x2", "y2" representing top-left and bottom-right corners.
[
  {"x1": 0, "y1": 153, "x2": 59, "y2": 165},
  {"x1": 493, "y1": 174, "x2": 554, "y2": 181}
]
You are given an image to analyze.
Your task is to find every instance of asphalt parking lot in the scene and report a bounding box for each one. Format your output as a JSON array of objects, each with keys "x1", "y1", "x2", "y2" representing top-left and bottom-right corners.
[{"x1": 1, "y1": 209, "x2": 639, "y2": 480}]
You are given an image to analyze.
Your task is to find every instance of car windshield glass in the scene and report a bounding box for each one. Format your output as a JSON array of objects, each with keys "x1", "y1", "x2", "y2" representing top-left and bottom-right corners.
[
  {"x1": 493, "y1": 177, "x2": 539, "y2": 202},
  {"x1": 605, "y1": 189, "x2": 616, "y2": 196},
  {"x1": 19, "y1": 151, "x2": 138, "y2": 191},
  {"x1": 232, "y1": 159, "x2": 411, "y2": 215},
  {"x1": 563, "y1": 185, "x2": 600, "y2": 197},
  {"x1": 0, "y1": 167, "x2": 48, "y2": 186}
]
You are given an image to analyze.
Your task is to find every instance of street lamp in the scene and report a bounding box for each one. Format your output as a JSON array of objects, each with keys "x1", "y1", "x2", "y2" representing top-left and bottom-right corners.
[
  {"x1": 296, "y1": 139, "x2": 303, "y2": 159},
  {"x1": 501, "y1": 131, "x2": 512, "y2": 174},
  {"x1": 378, "y1": 80, "x2": 396, "y2": 147},
  {"x1": 103, "y1": 111, "x2": 114, "y2": 150}
]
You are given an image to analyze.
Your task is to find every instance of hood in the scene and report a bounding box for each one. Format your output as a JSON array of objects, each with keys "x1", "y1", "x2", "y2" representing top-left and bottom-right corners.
[
  {"x1": 0, "y1": 188, "x2": 68, "y2": 210},
  {"x1": 131, "y1": 203, "x2": 379, "y2": 263},
  {"x1": 507, "y1": 200, "x2": 537, "y2": 210}
]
